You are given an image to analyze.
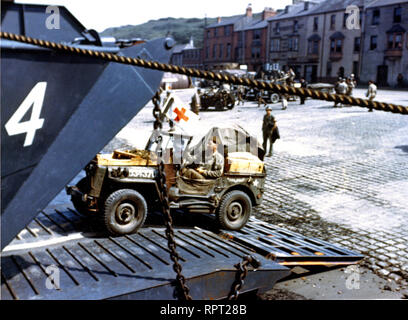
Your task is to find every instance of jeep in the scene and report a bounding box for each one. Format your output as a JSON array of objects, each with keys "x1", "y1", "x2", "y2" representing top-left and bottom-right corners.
[{"x1": 66, "y1": 126, "x2": 266, "y2": 236}]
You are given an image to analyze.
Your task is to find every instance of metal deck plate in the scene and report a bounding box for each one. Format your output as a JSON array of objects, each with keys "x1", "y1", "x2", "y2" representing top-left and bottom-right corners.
[
  {"x1": 1, "y1": 204, "x2": 362, "y2": 300},
  {"x1": 217, "y1": 219, "x2": 363, "y2": 266}
]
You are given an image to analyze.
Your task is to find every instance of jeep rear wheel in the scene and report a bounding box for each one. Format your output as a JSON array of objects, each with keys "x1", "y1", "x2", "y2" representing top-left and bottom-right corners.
[
  {"x1": 217, "y1": 191, "x2": 252, "y2": 230},
  {"x1": 104, "y1": 189, "x2": 147, "y2": 236}
]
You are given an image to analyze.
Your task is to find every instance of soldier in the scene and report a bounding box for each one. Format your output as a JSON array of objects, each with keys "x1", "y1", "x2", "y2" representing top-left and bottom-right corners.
[
  {"x1": 257, "y1": 90, "x2": 267, "y2": 108},
  {"x1": 181, "y1": 138, "x2": 224, "y2": 179},
  {"x1": 366, "y1": 80, "x2": 377, "y2": 112},
  {"x1": 190, "y1": 88, "x2": 201, "y2": 115},
  {"x1": 299, "y1": 78, "x2": 308, "y2": 105},
  {"x1": 236, "y1": 85, "x2": 245, "y2": 106},
  {"x1": 281, "y1": 94, "x2": 288, "y2": 110},
  {"x1": 334, "y1": 78, "x2": 348, "y2": 108},
  {"x1": 262, "y1": 107, "x2": 280, "y2": 157},
  {"x1": 287, "y1": 68, "x2": 296, "y2": 87}
]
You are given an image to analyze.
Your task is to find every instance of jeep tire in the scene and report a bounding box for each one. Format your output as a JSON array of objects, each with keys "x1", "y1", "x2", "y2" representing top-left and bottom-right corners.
[
  {"x1": 217, "y1": 190, "x2": 252, "y2": 230},
  {"x1": 103, "y1": 189, "x2": 147, "y2": 236},
  {"x1": 270, "y1": 93, "x2": 280, "y2": 104}
]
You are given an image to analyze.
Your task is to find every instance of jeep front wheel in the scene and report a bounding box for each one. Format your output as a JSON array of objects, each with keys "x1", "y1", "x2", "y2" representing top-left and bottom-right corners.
[
  {"x1": 217, "y1": 191, "x2": 252, "y2": 230},
  {"x1": 103, "y1": 189, "x2": 147, "y2": 235}
]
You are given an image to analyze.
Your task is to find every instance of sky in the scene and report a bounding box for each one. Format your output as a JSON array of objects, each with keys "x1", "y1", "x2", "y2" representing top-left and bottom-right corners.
[{"x1": 16, "y1": 0, "x2": 293, "y2": 32}]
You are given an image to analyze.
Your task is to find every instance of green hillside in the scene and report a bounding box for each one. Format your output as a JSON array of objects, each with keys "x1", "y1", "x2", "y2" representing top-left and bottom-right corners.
[
  {"x1": 101, "y1": 13, "x2": 262, "y2": 49},
  {"x1": 101, "y1": 17, "x2": 216, "y2": 49}
]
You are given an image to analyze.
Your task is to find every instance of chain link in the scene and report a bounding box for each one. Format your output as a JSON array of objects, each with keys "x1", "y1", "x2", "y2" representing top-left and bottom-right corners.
[
  {"x1": 1, "y1": 31, "x2": 407, "y2": 115},
  {"x1": 227, "y1": 255, "x2": 261, "y2": 300},
  {"x1": 151, "y1": 91, "x2": 192, "y2": 300}
]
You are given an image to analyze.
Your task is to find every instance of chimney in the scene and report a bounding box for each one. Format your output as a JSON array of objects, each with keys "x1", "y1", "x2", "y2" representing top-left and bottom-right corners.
[
  {"x1": 262, "y1": 7, "x2": 276, "y2": 20},
  {"x1": 246, "y1": 4, "x2": 253, "y2": 17},
  {"x1": 304, "y1": 2, "x2": 310, "y2": 11},
  {"x1": 284, "y1": 5, "x2": 290, "y2": 14},
  {"x1": 217, "y1": 17, "x2": 221, "y2": 23}
]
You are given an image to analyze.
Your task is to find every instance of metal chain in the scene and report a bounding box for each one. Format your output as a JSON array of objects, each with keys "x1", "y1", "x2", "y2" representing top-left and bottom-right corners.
[
  {"x1": 227, "y1": 255, "x2": 261, "y2": 300},
  {"x1": 2, "y1": 31, "x2": 407, "y2": 115},
  {"x1": 151, "y1": 92, "x2": 192, "y2": 301}
]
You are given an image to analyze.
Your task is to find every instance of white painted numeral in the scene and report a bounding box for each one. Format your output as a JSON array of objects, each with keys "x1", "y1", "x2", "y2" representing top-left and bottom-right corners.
[{"x1": 5, "y1": 82, "x2": 47, "y2": 147}]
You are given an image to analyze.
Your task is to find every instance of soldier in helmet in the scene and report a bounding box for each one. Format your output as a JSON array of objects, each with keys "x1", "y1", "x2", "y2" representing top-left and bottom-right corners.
[
  {"x1": 190, "y1": 88, "x2": 201, "y2": 115},
  {"x1": 262, "y1": 107, "x2": 280, "y2": 157},
  {"x1": 334, "y1": 77, "x2": 348, "y2": 108},
  {"x1": 257, "y1": 90, "x2": 267, "y2": 108}
]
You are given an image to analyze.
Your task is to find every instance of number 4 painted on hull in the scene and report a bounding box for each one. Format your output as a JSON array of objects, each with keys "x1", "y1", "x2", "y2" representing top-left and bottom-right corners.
[{"x1": 5, "y1": 82, "x2": 47, "y2": 147}]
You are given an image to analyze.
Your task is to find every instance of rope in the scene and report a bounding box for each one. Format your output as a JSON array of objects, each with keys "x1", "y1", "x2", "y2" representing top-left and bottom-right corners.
[{"x1": 1, "y1": 31, "x2": 407, "y2": 114}]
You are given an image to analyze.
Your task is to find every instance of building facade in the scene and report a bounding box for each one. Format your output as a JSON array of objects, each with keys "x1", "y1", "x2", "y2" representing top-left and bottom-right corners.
[
  {"x1": 267, "y1": 1, "x2": 323, "y2": 81},
  {"x1": 360, "y1": 0, "x2": 408, "y2": 87},
  {"x1": 307, "y1": 0, "x2": 365, "y2": 83},
  {"x1": 203, "y1": 5, "x2": 276, "y2": 71}
]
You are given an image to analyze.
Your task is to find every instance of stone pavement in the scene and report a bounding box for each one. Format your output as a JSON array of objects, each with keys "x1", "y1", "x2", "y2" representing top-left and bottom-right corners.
[{"x1": 256, "y1": 151, "x2": 408, "y2": 288}]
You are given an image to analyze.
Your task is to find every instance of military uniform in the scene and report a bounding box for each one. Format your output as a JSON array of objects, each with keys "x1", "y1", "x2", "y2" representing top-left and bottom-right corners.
[
  {"x1": 236, "y1": 86, "x2": 245, "y2": 105},
  {"x1": 190, "y1": 91, "x2": 201, "y2": 115},
  {"x1": 262, "y1": 113, "x2": 280, "y2": 156},
  {"x1": 366, "y1": 82, "x2": 377, "y2": 112},
  {"x1": 182, "y1": 151, "x2": 224, "y2": 179},
  {"x1": 300, "y1": 79, "x2": 308, "y2": 105},
  {"x1": 257, "y1": 90, "x2": 267, "y2": 108},
  {"x1": 334, "y1": 79, "x2": 348, "y2": 107}
]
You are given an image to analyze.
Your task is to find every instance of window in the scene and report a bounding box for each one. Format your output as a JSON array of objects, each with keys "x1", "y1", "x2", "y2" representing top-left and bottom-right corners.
[
  {"x1": 212, "y1": 44, "x2": 217, "y2": 58},
  {"x1": 226, "y1": 43, "x2": 231, "y2": 58},
  {"x1": 330, "y1": 15, "x2": 336, "y2": 30},
  {"x1": 251, "y1": 47, "x2": 261, "y2": 59},
  {"x1": 293, "y1": 37, "x2": 299, "y2": 51},
  {"x1": 372, "y1": 9, "x2": 380, "y2": 25},
  {"x1": 354, "y1": 37, "x2": 361, "y2": 52},
  {"x1": 308, "y1": 40, "x2": 319, "y2": 55},
  {"x1": 289, "y1": 37, "x2": 299, "y2": 51},
  {"x1": 219, "y1": 44, "x2": 223, "y2": 58},
  {"x1": 207, "y1": 30, "x2": 211, "y2": 38},
  {"x1": 224, "y1": 25, "x2": 231, "y2": 36},
  {"x1": 370, "y1": 35, "x2": 377, "y2": 50},
  {"x1": 313, "y1": 17, "x2": 318, "y2": 31},
  {"x1": 206, "y1": 46, "x2": 209, "y2": 59},
  {"x1": 214, "y1": 28, "x2": 218, "y2": 37},
  {"x1": 343, "y1": 13, "x2": 349, "y2": 28},
  {"x1": 270, "y1": 38, "x2": 280, "y2": 52},
  {"x1": 394, "y1": 7, "x2": 402, "y2": 23},
  {"x1": 388, "y1": 33, "x2": 403, "y2": 49},
  {"x1": 293, "y1": 20, "x2": 299, "y2": 33},
  {"x1": 275, "y1": 22, "x2": 280, "y2": 33},
  {"x1": 330, "y1": 39, "x2": 343, "y2": 53},
  {"x1": 253, "y1": 29, "x2": 261, "y2": 40},
  {"x1": 336, "y1": 39, "x2": 343, "y2": 53}
]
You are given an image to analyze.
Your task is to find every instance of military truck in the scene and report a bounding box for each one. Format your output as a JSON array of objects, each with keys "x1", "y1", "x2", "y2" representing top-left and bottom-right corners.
[
  {"x1": 67, "y1": 126, "x2": 266, "y2": 235},
  {"x1": 200, "y1": 88, "x2": 236, "y2": 111}
]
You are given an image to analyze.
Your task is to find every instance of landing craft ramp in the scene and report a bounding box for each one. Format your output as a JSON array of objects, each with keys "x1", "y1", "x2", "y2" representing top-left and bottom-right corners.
[{"x1": 1, "y1": 202, "x2": 363, "y2": 300}]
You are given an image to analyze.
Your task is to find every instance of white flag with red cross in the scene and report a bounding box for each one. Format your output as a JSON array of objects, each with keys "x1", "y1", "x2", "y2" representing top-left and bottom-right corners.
[{"x1": 164, "y1": 93, "x2": 200, "y2": 133}]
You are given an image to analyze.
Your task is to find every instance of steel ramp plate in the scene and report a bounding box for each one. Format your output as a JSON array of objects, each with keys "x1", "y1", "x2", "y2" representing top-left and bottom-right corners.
[
  {"x1": 217, "y1": 218, "x2": 364, "y2": 267},
  {"x1": 1, "y1": 205, "x2": 289, "y2": 300}
]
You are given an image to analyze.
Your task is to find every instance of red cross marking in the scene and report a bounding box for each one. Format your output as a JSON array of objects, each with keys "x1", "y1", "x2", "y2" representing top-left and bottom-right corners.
[{"x1": 174, "y1": 107, "x2": 189, "y2": 122}]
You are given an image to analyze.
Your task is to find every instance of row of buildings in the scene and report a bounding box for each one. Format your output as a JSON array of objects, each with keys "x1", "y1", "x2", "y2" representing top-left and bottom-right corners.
[{"x1": 171, "y1": 0, "x2": 408, "y2": 87}]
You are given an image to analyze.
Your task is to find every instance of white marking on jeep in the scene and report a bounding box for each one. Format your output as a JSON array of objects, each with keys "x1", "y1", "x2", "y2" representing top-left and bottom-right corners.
[{"x1": 128, "y1": 167, "x2": 156, "y2": 178}]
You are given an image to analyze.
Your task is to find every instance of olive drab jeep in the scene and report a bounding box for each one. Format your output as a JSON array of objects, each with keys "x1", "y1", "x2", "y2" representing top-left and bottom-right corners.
[{"x1": 66, "y1": 126, "x2": 267, "y2": 236}]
